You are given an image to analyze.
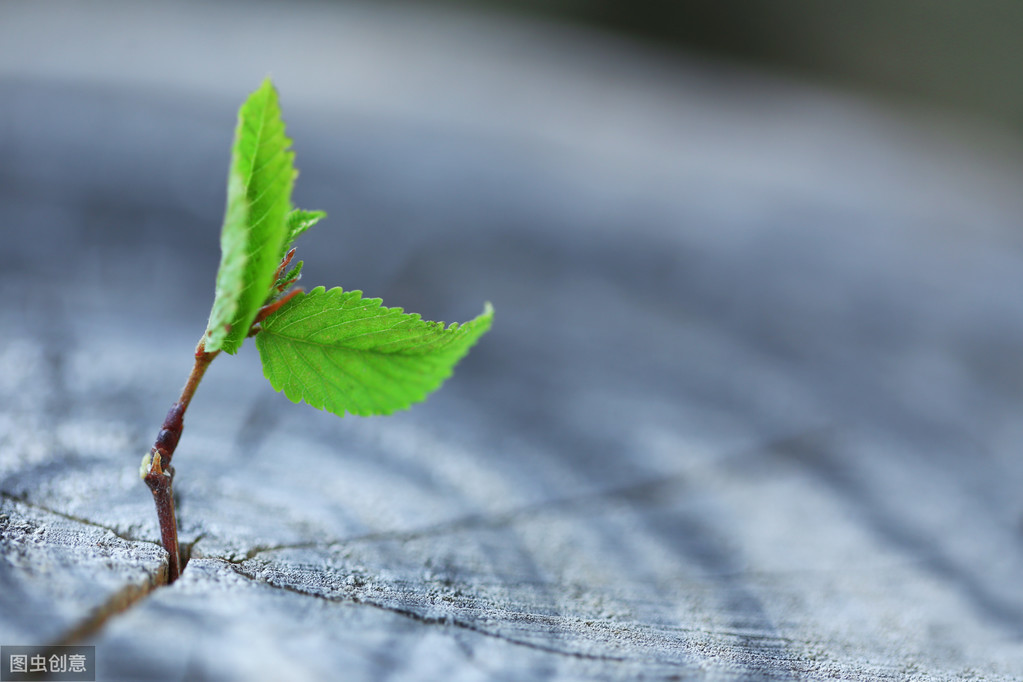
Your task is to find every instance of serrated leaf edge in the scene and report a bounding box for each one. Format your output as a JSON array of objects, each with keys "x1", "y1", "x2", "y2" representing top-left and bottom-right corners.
[{"x1": 255, "y1": 286, "x2": 493, "y2": 417}]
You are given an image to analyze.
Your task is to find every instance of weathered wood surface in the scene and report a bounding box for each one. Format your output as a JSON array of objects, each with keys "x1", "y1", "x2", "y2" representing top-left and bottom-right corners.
[{"x1": 1, "y1": 2, "x2": 1023, "y2": 680}]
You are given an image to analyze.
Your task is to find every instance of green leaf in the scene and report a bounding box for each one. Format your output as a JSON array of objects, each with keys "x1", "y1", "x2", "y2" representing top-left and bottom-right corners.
[
  {"x1": 281, "y1": 209, "x2": 326, "y2": 258},
  {"x1": 255, "y1": 287, "x2": 493, "y2": 417},
  {"x1": 205, "y1": 78, "x2": 296, "y2": 354}
]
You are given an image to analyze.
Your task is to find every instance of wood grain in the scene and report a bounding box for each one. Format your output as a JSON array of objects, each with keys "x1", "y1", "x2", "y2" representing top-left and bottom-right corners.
[{"x1": 1, "y1": 4, "x2": 1022, "y2": 679}]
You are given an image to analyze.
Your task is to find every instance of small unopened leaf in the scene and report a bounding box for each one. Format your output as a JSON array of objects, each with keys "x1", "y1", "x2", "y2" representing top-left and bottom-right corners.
[
  {"x1": 255, "y1": 287, "x2": 493, "y2": 417},
  {"x1": 205, "y1": 78, "x2": 296, "y2": 354},
  {"x1": 282, "y1": 209, "x2": 326, "y2": 258},
  {"x1": 273, "y1": 260, "x2": 304, "y2": 293}
]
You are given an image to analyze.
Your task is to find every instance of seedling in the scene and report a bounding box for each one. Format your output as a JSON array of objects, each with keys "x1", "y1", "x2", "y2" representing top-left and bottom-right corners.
[{"x1": 141, "y1": 79, "x2": 493, "y2": 581}]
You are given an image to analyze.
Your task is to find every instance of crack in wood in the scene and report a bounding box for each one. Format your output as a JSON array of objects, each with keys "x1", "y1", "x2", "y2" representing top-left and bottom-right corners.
[
  {"x1": 0, "y1": 490, "x2": 156, "y2": 547},
  {"x1": 0, "y1": 430, "x2": 822, "y2": 665},
  {"x1": 0, "y1": 494, "x2": 170, "y2": 648},
  {"x1": 220, "y1": 560, "x2": 815, "y2": 670},
  {"x1": 223, "y1": 561, "x2": 634, "y2": 664},
  {"x1": 220, "y1": 429, "x2": 827, "y2": 568},
  {"x1": 52, "y1": 570, "x2": 167, "y2": 646}
]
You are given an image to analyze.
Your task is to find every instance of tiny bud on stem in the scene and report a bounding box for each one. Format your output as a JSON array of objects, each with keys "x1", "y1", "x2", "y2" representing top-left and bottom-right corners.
[
  {"x1": 272, "y1": 247, "x2": 297, "y2": 283},
  {"x1": 143, "y1": 338, "x2": 219, "y2": 582}
]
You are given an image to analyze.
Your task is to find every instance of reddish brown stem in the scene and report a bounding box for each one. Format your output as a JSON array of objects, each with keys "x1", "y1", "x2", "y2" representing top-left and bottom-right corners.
[
  {"x1": 254, "y1": 288, "x2": 303, "y2": 324},
  {"x1": 272, "y1": 247, "x2": 297, "y2": 285},
  {"x1": 143, "y1": 248, "x2": 299, "y2": 582},
  {"x1": 143, "y1": 453, "x2": 180, "y2": 581},
  {"x1": 180, "y1": 340, "x2": 220, "y2": 419},
  {"x1": 143, "y1": 340, "x2": 219, "y2": 582}
]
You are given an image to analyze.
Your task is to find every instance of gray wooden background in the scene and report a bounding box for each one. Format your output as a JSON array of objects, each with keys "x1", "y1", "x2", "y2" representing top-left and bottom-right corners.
[{"x1": 1, "y1": 2, "x2": 1022, "y2": 680}]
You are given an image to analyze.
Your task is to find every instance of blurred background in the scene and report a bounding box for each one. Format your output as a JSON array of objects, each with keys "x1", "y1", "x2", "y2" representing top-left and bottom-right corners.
[
  {"x1": 460, "y1": 0, "x2": 1023, "y2": 131},
  {"x1": 2, "y1": 1, "x2": 1023, "y2": 678}
]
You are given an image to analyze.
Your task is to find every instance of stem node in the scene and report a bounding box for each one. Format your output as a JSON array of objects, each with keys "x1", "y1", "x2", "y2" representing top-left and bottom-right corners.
[
  {"x1": 144, "y1": 451, "x2": 180, "y2": 582},
  {"x1": 143, "y1": 340, "x2": 220, "y2": 583}
]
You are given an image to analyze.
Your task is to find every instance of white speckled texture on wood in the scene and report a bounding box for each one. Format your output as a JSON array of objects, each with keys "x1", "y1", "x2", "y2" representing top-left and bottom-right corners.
[{"x1": 0, "y1": 2, "x2": 1022, "y2": 680}]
